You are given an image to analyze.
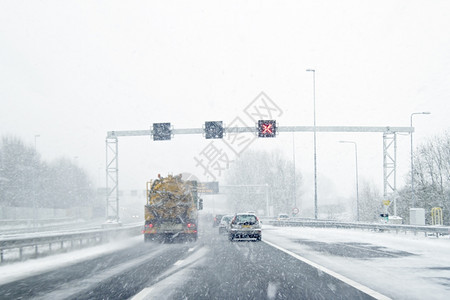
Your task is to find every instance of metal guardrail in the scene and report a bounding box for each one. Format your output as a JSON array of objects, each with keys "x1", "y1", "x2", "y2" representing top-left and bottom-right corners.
[
  {"x1": 0, "y1": 224, "x2": 142, "y2": 263},
  {"x1": 0, "y1": 217, "x2": 77, "y2": 227},
  {"x1": 264, "y1": 218, "x2": 450, "y2": 236}
]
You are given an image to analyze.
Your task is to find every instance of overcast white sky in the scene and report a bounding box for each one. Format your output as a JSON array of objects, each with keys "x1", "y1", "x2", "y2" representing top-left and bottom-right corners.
[{"x1": 1, "y1": 1, "x2": 449, "y2": 210}]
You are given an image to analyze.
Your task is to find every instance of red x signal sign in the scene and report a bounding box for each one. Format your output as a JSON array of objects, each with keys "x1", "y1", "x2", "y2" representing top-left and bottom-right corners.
[{"x1": 258, "y1": 120, "x2": 276, "y2": 138}]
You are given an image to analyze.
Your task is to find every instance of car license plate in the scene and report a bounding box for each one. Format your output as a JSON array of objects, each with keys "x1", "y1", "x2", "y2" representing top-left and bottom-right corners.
[
  {"x1": 161, "y1": 223, "x2": 183, "y2": 230},
  {"x1": 243, "y1": 225, "x2": 251, "y2": 228}
]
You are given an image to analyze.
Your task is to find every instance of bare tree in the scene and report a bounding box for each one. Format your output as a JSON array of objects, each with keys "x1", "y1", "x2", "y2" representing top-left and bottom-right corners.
[
  {"x1": 358, "y1": 180, "x2": 383, "y2": 222},
  {"x1": 0, "y1": 136, "x2": 96, "y2": 212},
  {"x1": 225, "y1": 150, "x2": 302, "y2": 216},
  {"x1": 399, "y1": 131, "x2": 450, "y2": 224}
]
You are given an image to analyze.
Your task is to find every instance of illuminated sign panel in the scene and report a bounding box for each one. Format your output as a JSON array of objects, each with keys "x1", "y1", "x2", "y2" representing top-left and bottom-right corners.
[{"x1": 258, "y1": 120, "x2": 276, "y2": 138}]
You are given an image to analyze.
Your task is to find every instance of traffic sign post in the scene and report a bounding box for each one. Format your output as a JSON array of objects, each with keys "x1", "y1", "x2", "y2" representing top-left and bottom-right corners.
[{"x1": 198, "y1": 181, "x2": 219, "y2": 194}]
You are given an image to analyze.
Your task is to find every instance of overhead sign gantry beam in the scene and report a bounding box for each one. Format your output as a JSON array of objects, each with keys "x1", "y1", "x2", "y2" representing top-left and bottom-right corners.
[
  {"x1": 107, "y1": 126, "x2": 412, "y2": 138},
  {"x1": 105, "y1": 124, "x2": 412, "y2": 221}
]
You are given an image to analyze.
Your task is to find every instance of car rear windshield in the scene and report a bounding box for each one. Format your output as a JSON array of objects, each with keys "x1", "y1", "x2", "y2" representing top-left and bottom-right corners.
[
  {"x1": 222, "y1": 216, "x2": 232, "y2": 222},
  {"x1": 233, "y1": 215, "x2": 257, "y2": 225}
]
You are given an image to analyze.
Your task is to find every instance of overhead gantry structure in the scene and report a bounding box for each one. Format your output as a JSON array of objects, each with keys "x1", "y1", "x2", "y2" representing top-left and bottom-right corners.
[{"x1": 105, "y1": 124, "x2": 412, "y2": 221}]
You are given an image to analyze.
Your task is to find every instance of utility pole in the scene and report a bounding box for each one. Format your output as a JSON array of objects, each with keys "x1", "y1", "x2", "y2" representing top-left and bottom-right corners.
[{"x1": 306, "y1": 69, "x2": 318, "y2": 219}]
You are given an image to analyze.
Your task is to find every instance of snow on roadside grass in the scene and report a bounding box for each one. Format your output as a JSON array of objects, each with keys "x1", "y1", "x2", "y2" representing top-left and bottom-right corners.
[
  {"x1": 263, "y1": 225, "x2": 450, "y2": 300},
  {"x1": 0, "y1": 235, "x2": 143, "y2": 285}
]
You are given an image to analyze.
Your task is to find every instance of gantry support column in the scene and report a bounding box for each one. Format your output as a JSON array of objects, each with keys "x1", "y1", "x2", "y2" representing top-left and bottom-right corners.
[
  {"x1": 383, "y1": 131, "x2": 397, "y2": 212},
  {"x1": 106, "y1": 135, "x2": 119, "y2": 221}
]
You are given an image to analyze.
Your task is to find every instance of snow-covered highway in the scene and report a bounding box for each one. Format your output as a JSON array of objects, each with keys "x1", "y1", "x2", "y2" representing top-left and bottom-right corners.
[{"x1": 1, "y1": 221, "x2": 449, "y2": 299}]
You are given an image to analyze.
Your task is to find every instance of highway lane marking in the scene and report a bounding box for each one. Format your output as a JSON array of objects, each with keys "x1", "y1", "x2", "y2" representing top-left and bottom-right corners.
[
  {"x1": 31, "y1": 246, "x2": 169, "y2": 300},
  {"x1": 132, "y1": 246, "x2": 208, "y2": 300},
  {"x1": 174, "y1": 259, "x2": 184, "y2": 265},
  {"x1": 133, "y1": 287, "x2": 153, "y2": 300},
  {"x1": 263, "y1": 240, "x2": 392, "y2": 300}
]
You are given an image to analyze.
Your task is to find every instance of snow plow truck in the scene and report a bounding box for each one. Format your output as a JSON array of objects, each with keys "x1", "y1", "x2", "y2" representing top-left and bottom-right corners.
[{"x1": 143, "y1": 174, "x2": 202, "y2": 242}]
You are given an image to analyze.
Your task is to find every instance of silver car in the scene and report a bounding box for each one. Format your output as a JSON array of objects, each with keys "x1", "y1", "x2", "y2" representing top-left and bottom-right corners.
[
  {"x1": 218, "y1": 214, "x2": 234, "y2": 234},
  {"x1": 228, "y1": 213, "x2": 262, "y2": 241}
]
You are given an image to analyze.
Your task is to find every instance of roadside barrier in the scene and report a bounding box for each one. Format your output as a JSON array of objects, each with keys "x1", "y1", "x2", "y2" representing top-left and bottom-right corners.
[{"x1": 0, "y1": 224, "x2": 142, "y2": 263}]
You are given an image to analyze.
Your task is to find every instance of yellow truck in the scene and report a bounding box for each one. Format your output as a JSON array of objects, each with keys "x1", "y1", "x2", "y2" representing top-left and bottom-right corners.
[{"x1": 143, "y1": 174, "x2": 202, "y2": 242}]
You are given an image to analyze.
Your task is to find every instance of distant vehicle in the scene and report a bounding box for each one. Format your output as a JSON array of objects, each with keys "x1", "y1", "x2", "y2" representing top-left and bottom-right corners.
[
  {"x1": 213, "y1": 214, "x2": 225, "y2": 227},
  {"x1": 277, "y1": 213, "x2": 289, "y2": 221},
  {"x1": 229, "y1": 213, "x2": 262, "y2": 241},
  {"x1": 218, "y1": 215, "x2": 234, "y2": 234}
]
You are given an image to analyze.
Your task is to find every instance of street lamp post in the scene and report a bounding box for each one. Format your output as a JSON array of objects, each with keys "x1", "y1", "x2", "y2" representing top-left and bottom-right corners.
[
  {"x1": 33, "y1": 134, "x2": 40, "y2": 228},
  {"x1": 339, "y1": 141, "x2": 359, "y2": 221},
  {"x1": 292, "y1": 133, "x2": 297, "y2": 210},
  {"x1": 410, "y1": 112, "x2": 431, "y2": 208},
  {"x1": 34, "y1": 134, "x2": 40, "y2": 150},
  {"x1": 306, "y1": 69, "x2": 318, "y2": 219}
]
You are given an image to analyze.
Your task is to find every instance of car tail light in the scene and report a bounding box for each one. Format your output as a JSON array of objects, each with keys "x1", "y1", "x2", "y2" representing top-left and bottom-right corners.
[
  {"x1": 145, "y1": 224, "x2": 154, "y2": 228},
  {"x1": 187, "y1": 223, "x2": 196, "y2": 228}
]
